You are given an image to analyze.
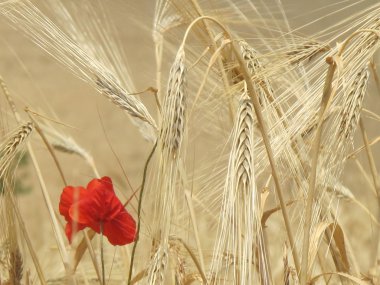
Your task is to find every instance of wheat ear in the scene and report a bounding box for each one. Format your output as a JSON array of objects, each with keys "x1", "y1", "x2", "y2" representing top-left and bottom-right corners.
[
  {"x1": 146, "y1": 47, "x2": 187, "y2": 285},
  {"x1": 210, "y1": 93, "x2": 270, "y2": 284},
  {"x1": 0, "y1": 122, "x2": 33, "y2": 179}
]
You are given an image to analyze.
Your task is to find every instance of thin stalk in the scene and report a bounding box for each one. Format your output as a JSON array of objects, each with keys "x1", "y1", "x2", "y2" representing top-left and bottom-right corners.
[
  {"x1": 370, "y1": 61, "x2": 380, "y2": 96},
  {"x1": 154, "y1": 33, "x2": 163, "y2": 119},
  {"x1": 27, "y1": 145, "x2": 70, "y2": 268},
  {"x1": 348, "y1": 136, "x2": 380, "y2": 159},
  {"x1": 359, "y1": 118, "x2": 380, "y2": 265},
  {"x1": 25, "y1": 109, "x2": 67, "y2": 185},
  {"x1": 128, "y1": 141, "x2": 158, "y2": 285},
  {"x1": 73, "y1": 230, "x2": 101, "y2": 282},
  {"x1": 184, "y1": 191, "x2": 206, "y2": 274},
  {"x1": 316, "y1": 251, "x2": 330, "y2": 284},
  {"x1": 300, "y1": 58, "x2": 337, "y2": 285},
  {"x1": 359, "y1": 119, "x2": 380, "y2": 193},
  {"x1": 354, "y1": 158, "x2": 377, "y2": 195},
  {"x1": 100, "y1": 223, "x2": 105, "y2": 285}
]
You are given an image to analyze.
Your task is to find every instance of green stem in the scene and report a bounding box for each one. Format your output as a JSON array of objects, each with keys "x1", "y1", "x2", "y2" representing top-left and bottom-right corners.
[{"x1": 127, "y1": 141, "x2": 158, "y2": 284}]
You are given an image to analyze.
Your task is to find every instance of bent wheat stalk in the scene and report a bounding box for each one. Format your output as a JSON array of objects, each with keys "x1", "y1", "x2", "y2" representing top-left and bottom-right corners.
[
  {"x1": 300, "y1": 57, "x2": 337, "y2": 285},
  {"x1": 180, "y1": 15, "x2": 300, "y2": 275}
]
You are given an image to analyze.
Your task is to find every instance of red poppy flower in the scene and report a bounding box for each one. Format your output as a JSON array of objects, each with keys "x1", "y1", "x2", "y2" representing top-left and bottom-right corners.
[{"x1": 59, "y1": 176, "x2": 136, "y2": 246}]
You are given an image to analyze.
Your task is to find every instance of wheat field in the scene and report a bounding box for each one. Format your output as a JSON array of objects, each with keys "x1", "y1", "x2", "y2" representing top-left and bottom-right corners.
[{"x1": 0, "y1": 0, "x2": 380, "y2": 284}]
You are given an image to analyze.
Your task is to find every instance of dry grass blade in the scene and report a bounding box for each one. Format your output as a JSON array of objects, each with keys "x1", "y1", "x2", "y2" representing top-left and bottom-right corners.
[{"x1": 308, "y1": 222, "x2": 350, "y2": 274}]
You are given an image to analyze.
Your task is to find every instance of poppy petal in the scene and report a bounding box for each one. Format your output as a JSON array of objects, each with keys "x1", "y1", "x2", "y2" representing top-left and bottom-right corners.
[
  {"x1": 72, "y1": 180, "x2": 123, "y2": 223},
  {"x1": 70, "y1": 197, "x2": 99, "y2": 227},
  {"x1": 86, "y1": 176, "x2": 113, "y2": 193},
  {"x1": 102, "y1": 193, "x2": 124, "y2": 221},
  {"x1": 86, "y1": 177, "x2": 122, "y2": 220},
  {"x1": 65, "y1": 221, "x2": 87, "y2": 243},
  {"x1": 103, "y1": 210, "x2": 136, "y2": 246},
  {"x1": 59, "y1": 186, "x2": 87, "y2": 221},
  {"x1": 70, "y1": 189, "x2": 123, "y2": 225}
]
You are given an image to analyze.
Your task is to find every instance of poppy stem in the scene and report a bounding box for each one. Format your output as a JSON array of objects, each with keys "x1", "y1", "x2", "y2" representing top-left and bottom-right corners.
[
  {"x1": 128, "y1": 141, "x2": 158, "y2": 285},
  {"x1": 100, "y1": 223, "x2": 105, "y2": 285}
]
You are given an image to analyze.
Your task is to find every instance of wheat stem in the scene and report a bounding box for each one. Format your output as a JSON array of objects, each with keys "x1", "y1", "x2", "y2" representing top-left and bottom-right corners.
[
  {"x1": 359, "y1": 118, "x2": 380, "y2": 266},
  {"x1": 370, "y1": 61, "x2": 380, "y2": 96},
  {"x1": 25, "y1": 109, "x2": 67, "y2": 185},
  {"x1": 301, "y1": 57, "x2": 337, "y2": 285},
  {"x1": 359, "y1": 119, "x2": 380, "y2": 193},
  {"x1": 184, "y1": 191, "x2": 206, "y2": 274}
]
